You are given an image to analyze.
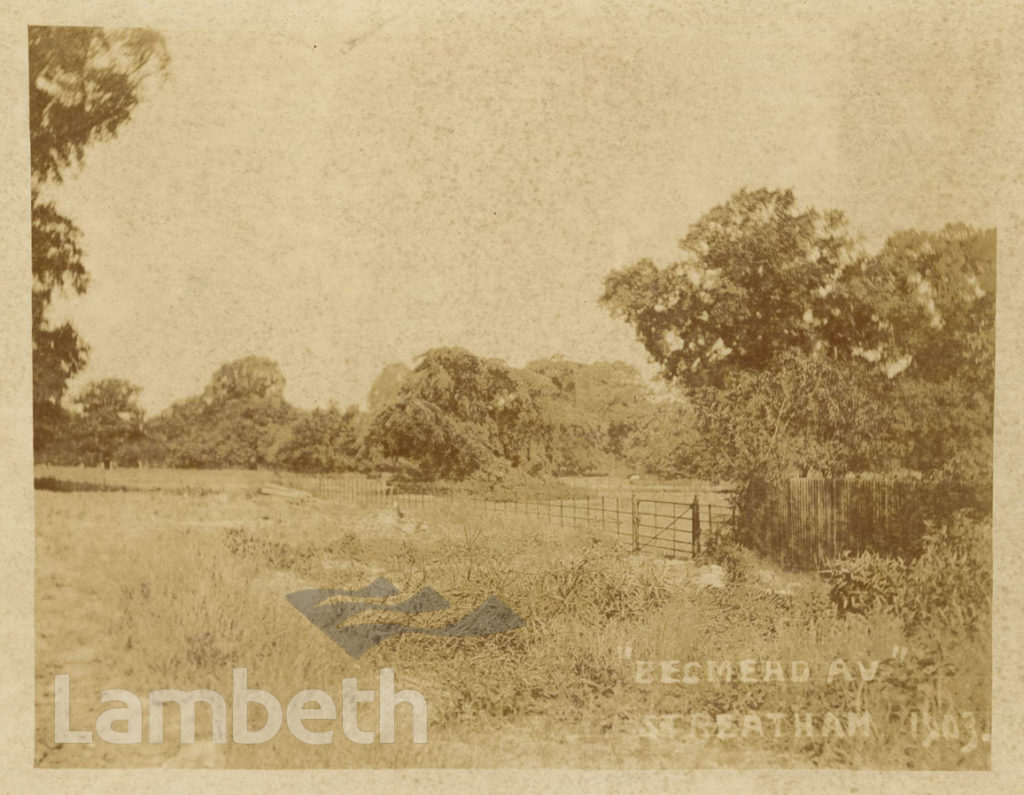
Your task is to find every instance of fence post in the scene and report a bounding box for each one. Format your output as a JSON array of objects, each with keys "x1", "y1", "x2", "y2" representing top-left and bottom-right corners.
[
  {"x1": 601, "y1": 496, "x2": 606, "y2": 533},
  {"x1": 631, "y1": 495, "x2": 640, "y2": 553},
  {"x1": 692, "y1": 495, "x2": 701, "y2": 558}
]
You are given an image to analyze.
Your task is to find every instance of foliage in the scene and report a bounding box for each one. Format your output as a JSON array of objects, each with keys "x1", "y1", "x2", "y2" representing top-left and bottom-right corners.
[
  {"x1": 824, "y1": 552, "x2": 909, "y2": 618},
  {"x1": 602, "y1": 188, "x2": 995, "y2": 489},
  {"x1": 691, "y1": 350, "x2": 893, "y2": 484},
  {"x1": 29, "y1": 26, "x2": 170, "y2": 184},
  {"x1": 30, "y1": 27, "x2": 169, "y2": 450},
  {"x1": 824, "y1": 513, "x2": 991, "y2": 639},
  {"x1": 601, "y1": 188, "x2": 864, "y2": 390},
  {"x1": 362, "y1": 395, "x2": 498, "y2": 479},
  {"x1": 616, "y1": 399, "x2": 699, "y2": 477},
  {"x1": 52, "y1": 378, "x2": 146, "y2": 467},
  {"x1": 150, "y1": 356, "x2": 297, "y2": 469},
  {"x1": 856, "y1": 225, "x2": 996, "y2": 389},
  {"x1": 704, "y1": 537, "x2": 763, "y2": 584},
  {"x1": 362, "y1": 348, "x2": 675, "y2": 479},
  {"x1": 275, "y1": 404, "x2": 360, "y2": 473}
]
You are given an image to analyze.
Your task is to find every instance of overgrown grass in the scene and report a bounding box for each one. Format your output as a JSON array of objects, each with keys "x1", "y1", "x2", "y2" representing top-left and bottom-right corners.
[{"x1": 35, "y1": 483, "x2": 990, "y2": 769}]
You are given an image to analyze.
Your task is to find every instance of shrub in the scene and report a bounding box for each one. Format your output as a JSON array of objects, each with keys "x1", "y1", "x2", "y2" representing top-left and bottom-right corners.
[
  {"x1": 900, "y1": 511, "x2": 991, "y2": 637},
  {"x1": 704, "y1": 537, "x2": 762, "y2": 584},
  {"x1": 823, "y1": 552, "x2": 907, "y2": 617},
  {"x1": 823, "y1": 512, "x2": 991, "y2": 639}
]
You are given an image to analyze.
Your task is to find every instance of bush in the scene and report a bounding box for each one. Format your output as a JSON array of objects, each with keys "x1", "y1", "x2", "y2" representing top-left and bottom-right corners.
[
  {"x1": 823, "y1": 552, "x2": 907, "y2": 617},
  {"x1": 901, "y1": 511, "x2": 991, "y2": 637},
  {"x1": 823, "y1": 512, "x2": 991, "y2": 639},
  {"x1": 704, "y1": 537, "x2": 762, "y2": 584}
]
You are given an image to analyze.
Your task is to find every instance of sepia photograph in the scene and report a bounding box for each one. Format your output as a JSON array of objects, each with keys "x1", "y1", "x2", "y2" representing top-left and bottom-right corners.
[{"x1": 23, "y1": 2, "x2": 1000, "y2": 777}]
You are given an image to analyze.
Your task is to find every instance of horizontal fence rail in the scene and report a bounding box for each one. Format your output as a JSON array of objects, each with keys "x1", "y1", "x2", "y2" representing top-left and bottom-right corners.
[{"x1": 311, "y1": 474, "x2": 735, "y2": 560}]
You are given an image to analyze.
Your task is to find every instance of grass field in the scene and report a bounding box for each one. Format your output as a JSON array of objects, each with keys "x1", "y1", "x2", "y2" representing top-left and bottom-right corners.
[{"x1": 35, "y1": 467, "x2": 990, "y2": 769}]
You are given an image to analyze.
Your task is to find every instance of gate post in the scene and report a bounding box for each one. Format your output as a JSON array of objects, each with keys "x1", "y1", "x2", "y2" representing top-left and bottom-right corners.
[
  {"x1": 692, "y1": 495, "x2": 701, "y2": 558},
  {"x1": 631, "y1": 495, "x2": 640, "y2": 553}
]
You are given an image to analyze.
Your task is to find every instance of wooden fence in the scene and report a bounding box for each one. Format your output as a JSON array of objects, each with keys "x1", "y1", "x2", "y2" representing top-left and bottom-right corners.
[
  {"x1": 738, "y1": 476, "x2": 981, "y2": 569},
  {"x1": 313, "y1": 474, "x2": 734, "y2": 560}
]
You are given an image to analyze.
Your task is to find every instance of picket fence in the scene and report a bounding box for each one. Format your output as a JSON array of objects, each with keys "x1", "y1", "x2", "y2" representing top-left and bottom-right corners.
[{"x1": 738, "y1": 476, "x2": 982, "y2": 569}]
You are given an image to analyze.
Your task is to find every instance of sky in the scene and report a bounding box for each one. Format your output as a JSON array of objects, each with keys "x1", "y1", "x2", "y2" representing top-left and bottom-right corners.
[{"x1": 43, "y1": 2, "x2": 1001, "y2": 414}]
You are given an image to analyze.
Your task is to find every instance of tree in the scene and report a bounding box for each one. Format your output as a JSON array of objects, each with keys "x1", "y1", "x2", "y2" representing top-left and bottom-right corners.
[
  {"x1": 831, "y1": 225, "x2": 995, "y2": 482},
  {"x1": 29, "y1": 26, "x2": 171, "y2": 184},
  {"x1": 277, "y1": 405, "x2": 360, "y2": 473},
  {"x1": 689, "y1": 351, "x2": 896, "y2": 486},
  {"x1": 618, "y1": 400, "x2": 699, "y2": 478},
  {"x1": 526, "y1": 357, "x2": 655, "y2": 473},
  {"x1": 602, "y1": 188, "x2": 996, "y2": 487},
  {"x1": 361, "y1": 396, "x2": 496, "y2": 479},
  {"x1": 601, "y1": 188, "x2": 864, "y2": 390},
  {"x1": 362, "y1": 348, "x2": 593, "y2": 478},
  {"x1": 361, "y1": 348, "x2": 512, "y2": 478},
  {"x1": 366, "y1": 363, "x2": 412, "y2": 415},
  {"x1": 203, "y1": 355, "x2": 287, "y2": 404},
  {"x1": 73, "y1": 378, "x2": 145, "y2": 467},
  {"x1": 150, "y1": 356, "x2": 297, "y2": 468},
  {"x1": 856, "y1": 225, "x2": 995, "y2": 387},
  {"x1": 30, "y1": 26, "x2": 168, "y2": 451}
]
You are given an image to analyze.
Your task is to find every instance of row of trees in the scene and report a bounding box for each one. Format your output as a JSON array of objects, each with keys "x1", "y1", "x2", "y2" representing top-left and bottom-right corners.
[
  {"x1": 38, "y1": 352, "x2": 687, "y2": 477},
  {"x1": 26, "y1": 26, "x2": 690, "y2": 482},
  {"x1": 38, "y1": 189, "x2": 994, "y2": 488},
  {"x1": 361, "y1": 350, "x2": 693, "y2": 479}
]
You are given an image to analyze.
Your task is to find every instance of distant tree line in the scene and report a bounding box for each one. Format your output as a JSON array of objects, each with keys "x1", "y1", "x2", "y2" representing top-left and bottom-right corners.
[
  {"x1": 36, "y1": 351, "x2": 692, "y2": 478},
  {"x1": 35, "y1": 187, "x2": 994, "y2": 496},
  {"x1": 36, "y1": 187, "x2": 994, "y2": 492}
]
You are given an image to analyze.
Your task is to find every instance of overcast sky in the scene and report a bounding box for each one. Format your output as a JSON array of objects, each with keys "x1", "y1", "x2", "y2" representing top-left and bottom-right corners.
[{"x1": 44, "y1": 2, "x2": 1000, "y2": 414}]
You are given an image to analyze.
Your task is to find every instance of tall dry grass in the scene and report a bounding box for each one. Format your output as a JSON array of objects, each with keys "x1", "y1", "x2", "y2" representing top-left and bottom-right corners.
[{"x1": 35, "y1": 482, "x2": 990, "y2": 769}]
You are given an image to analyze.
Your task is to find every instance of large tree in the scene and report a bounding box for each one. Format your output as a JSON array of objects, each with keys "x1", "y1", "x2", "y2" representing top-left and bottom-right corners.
[
  {"x1": 150, "y1": 356, "x2": 297, "y2": 469},
  {"x1": 30, "y1": 26, "x2": 168, "y2": 451},
  {"x1": 277, "y1": 404, "x2": 361, "y2": 473},
  {"x1": 601, "y1": 188, "x2": 865, "y2": 390},
  {"x1": 602, "y1": 188, "x2": 995, "y2": 485},
  {"x1": 361, "y1": 348, "x2": 519, "y2": 478}
]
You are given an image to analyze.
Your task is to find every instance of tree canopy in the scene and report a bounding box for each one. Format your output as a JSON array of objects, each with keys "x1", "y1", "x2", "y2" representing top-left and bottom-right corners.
[
  {"x1": 601, "y1": 188, "x2": 864, "y2": 390},
  {"x1": 150, "y1": 356, "x2": 298, "y2": 469},
  {"x1": 70, "y1": 378, "x2": 146, "y2": 467},
  {"x1": 361, "y1": 348, "x2": 674, "y2": 479},
  {"x1": 602, "y1": 187, "x2": 995, "y2": 486}
]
